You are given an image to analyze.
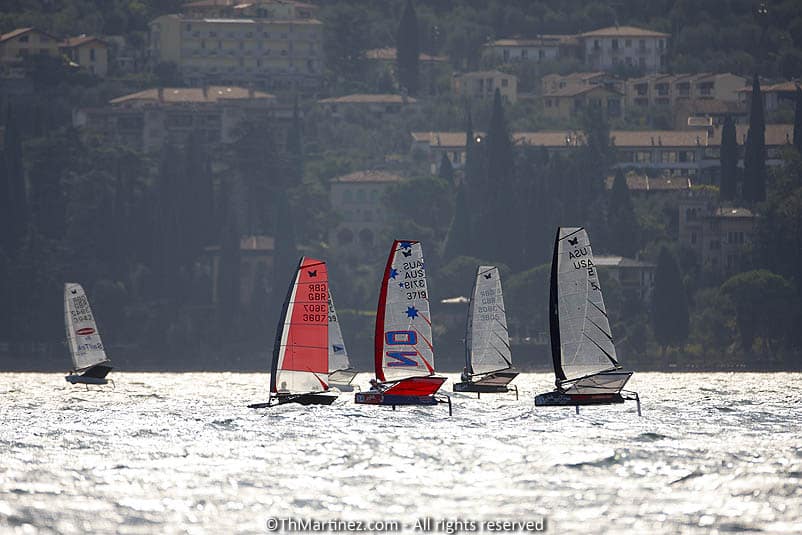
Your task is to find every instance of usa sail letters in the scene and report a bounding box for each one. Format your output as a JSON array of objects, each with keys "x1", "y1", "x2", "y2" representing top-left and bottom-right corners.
[{"x1": 568, "y1": 244, "x2": 599, "y2": 285}]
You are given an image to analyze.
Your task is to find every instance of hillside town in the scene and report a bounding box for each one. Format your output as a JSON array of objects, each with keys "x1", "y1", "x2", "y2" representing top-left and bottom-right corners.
[{"x1": 1, "y1": 0, "x2": 801, "y2": 372}]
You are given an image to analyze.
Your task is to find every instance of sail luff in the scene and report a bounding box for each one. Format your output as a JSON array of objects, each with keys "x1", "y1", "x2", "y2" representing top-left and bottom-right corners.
[
  {"x1": 373, "y1": 241, "x2": 397, "y2": 382},
  {"x1": 464, "y1": 265, "x2": 479, "y2": 373},
  {"x1": 270, "y1": 259, "x2": 301, "y2": 394},
  {"x1": 549, "y1": 231, "x2": 566, "y2": 383}
]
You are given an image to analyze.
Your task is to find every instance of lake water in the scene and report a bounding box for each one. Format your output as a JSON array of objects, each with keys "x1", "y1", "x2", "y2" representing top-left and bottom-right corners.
[{"x1": 0, "y1": 372, "x2": 800, "y2": 534}]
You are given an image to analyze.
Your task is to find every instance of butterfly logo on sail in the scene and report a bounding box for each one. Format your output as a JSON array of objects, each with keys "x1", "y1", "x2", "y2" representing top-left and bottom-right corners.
[
  {"x1": 402, "y1": 250, "x2": 412, "y2": 257},
  {"x1": 568, "y1": 236, "x2": 579, "y2": 246},
  {"x1": 308, "y1": 270, "x2": 317, "y2": 277},
  {"x1": 483, "y1": 273, "x2": 492, "y2": 279}
]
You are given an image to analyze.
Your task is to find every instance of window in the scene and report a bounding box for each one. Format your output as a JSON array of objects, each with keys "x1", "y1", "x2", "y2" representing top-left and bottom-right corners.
[
  {"x1": 639, "y1": 57, "x2": 646, "y2": 68},
  {"x1": 201, "y1": 40, "x2": 206, "y2": 49},
  {"x1": 538, "y1": 49, "x2": 545, "y2": 60},
  {"x1": 638, "y1": 39, "x2": 646, "y2": 50},
  {"x1": 501, "y1": 78, "x2": 508, "y2": 88},
  {"x1": 612, "y1": 39, "x2": 619, "y2": 50},
  {"x1": 521, "y1": 49, "x2": 528, "y2": 59},
  {"x1": 185, "y1": 23, "x2": 192, "y2": 31},
  {"x1": 691, "y1": 232, "x2": 697, "y2": 245},
  {"x1": 593, "y1": 39, "x2": 600, "y2": 50},
  {"x1": 19, "y1": 35, "x2": 29, "y2": 43},
  {"x1": 503, "y1": 49, "x2": 509, "y2": 61},
  {"x1": 625, "y1": 39, "x2": 632, "y2": 48},
  {"x1": 90, "y1": 48, "x2": 96, "y2": 61},
  {"x1": 343, "y1": 190, "x2": 353, "y2": 203}
]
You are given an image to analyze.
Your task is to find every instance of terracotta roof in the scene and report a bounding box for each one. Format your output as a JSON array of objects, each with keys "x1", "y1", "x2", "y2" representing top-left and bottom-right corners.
[
  {"x1": 594, "y1": 255, "x2": 655, "y2": 268},
  {"x1": 612, "y1": 130, "x2": 708, "y2": 147},
  {"x1": 331, "y1": 170, "x2": 406, "y2": 183},
  {"x1": 713, "y1": 207, "x2": 754, "y2": 218},
  {"x1": 365, "y1": 47, "x2": 447, "y2": 62},
  {"x1": 544, "y1": 71, "x2": 608, "y2": 82},
  {"x1": 411, "y1": 131, "x2": 481, "y2": 148},
  {"x1": 62, "y1": 35, "x2": 107, "y2": 48},
  {"x1": 709, "y1": 124, "x2": 793, "y2": 146},
  {"x1": 489, "y1": 36, "x2": 565, "y2": 47},
  {"x1": 455, "y1": 70, "x2": 516, "y2": 79},
  {"x1": 515, "y1": 131, "x2": 587, "y2": 147},
  {"x1": 579, "y1": 25, "x2": 669, "y2": 38},
  {"x1": 736, "y1": 80, "x2": 801, "y2": 93},
  {"x1": 110, "y1": 86, "x2": 276, "y2": 105},
  {"x1": 0, "y1": 27, "x2": 58, "y2": 43},
  {"x1": 543, "y1": 84, "x2": 622, "y2": 97},
  {"x1": 605, "y1": 174, "x2": 693, "y2": 191},
  {"x1": 318, "y1": 94, "x2": 417, "y2": 104}
]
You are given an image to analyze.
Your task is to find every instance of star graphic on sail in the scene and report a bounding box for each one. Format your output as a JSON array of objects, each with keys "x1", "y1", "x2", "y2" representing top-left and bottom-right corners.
[
  {"x1": 389, "y1": 268, "x2": 398, "y2": 280},
  {"x1": 399, "y1": 282, "x2": 405, "y2": 288},
  {"x1": 399, "y1": 241, "x2": 413, "y2": 250},
  {"x1": 406, "y1": 306, "x2": 419, "y2": 319}
]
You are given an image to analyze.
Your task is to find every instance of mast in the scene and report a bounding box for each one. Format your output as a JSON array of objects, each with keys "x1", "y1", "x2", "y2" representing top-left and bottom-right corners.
[
  {"x1": 463, "y1": 265, "x2": 480, "y2": 374},
  {"x1": 270, "y1": 258, "x2": 300, "y2": 394},
  {"x1": 373, "y1": 241, "x2": 397, "y2": 382},
  {"x1": 549, "y1": 230, "x2": 566, "y2": 384}
]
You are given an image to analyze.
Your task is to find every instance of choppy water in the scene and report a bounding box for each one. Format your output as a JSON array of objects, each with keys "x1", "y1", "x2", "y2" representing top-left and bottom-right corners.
[{"x1": 0, "y1": 373, "x2": 800, "y2": 534}]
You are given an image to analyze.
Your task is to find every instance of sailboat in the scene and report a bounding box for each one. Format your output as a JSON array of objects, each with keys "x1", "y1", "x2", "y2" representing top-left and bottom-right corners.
[
  {"x1": 453, "y1": 266, "x2": 519, "y2": 399},
  {"x1": 535, "y1": 227, "x2": 641, "y2": 415},
  {"x1": 64, "y1": 283, "x2": 113, "y2": 385},
  {"x1": 327, "y1": 289, "x2": 358, "y2": 391},
  {"x1": 354, "y1": 240, "x2": 452, "y2": 414},
  {"x1": 248, "y1": 257, "x2": 338, "y2": 408}
]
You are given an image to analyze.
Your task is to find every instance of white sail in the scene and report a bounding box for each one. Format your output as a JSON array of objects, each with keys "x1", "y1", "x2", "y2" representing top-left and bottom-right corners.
[
  {"x1": 554, "y1": 228, "x2": 619, "y2": 381},
  {"x1": 466, "y1": 266, "x2": 512, "y2": 376},
  {"x1": 327, "y1": 290, "x2": 350, "y2": 373},
  {"x1": 376, "y1": 240, "x2": 435, "y2": 382},
  {"x1": 64, "y1": 283, "x2": 109, "y2": 371}
]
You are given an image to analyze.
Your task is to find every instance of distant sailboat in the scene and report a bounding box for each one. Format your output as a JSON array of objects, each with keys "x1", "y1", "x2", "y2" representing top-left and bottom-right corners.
[
  {"x1": 355, "y1": 240, "x2": 451, "y2": 414},
  {"x1": 453, "y1": 266, "x2": 519, "y2": 398},
  {"x1": 327, "y1": 289, "x2": 358, "y2": 391},
  {"x1": 64, "y1": 283, "x2": 113, "y2": 385},
  {"x1": 535, "y1": 228, "x2": 641, "y2": 414},
  {"x1": 248, "y1": 257, "x2": 338, "y2": 408}
]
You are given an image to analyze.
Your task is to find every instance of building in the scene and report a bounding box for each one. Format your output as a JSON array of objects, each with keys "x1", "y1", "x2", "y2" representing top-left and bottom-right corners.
[
  {"x1": 412, "y1": 124, "x2": 794, "y2": 182},
  {"x1": 577, "y1": 26, "x2": 669, "y2": 73},
  {"x1": 317, "y1": 93, "x2": 417, "y2": 118},
  {"x1": 484, "y1": 35, "x2": 580, "y2": 63},
  {"x1": 61, "y1": 35, "x2": 109, "y2": 76},
  {"x1": 182, "y1": 0, "x2": 318, "y2": 19},
  {"x1": 678, "y1": 192, "x2": 755, "y2": 274},
  {"x1": 74, "y1": 86, "x2": 280, "y2": 152},
  {"x1": 605, "y1": 173, "x2": 693, "y2": 195},
  {"x1": 364, "y1": 47, "x2": 450, "y2": 95},
  {"x1": 329, "y1": 170, "x2": 405, "y2": 250},
  {"x1": 542, "y1": 84, "x2": 624, "y2": 121},
  {"x1": 626, "y1": 72, "x2": 747, "y2": 110},
  {"x1": 736, "y1": 80, "x2": 800, "y2": 112},
  {"x1": 0, "y1": 28, "x2": 61, "y2": 73},
  {"x1": 205, "y1": 234, "x2": 274, "y2": 306},
  {"x1": 541, "y1": 72, "x2": 623, "y2": 94},
  {"x1": 452, "y1": 70, "x2": 517, "y2": 102},
  {"x1": 148, "y1": 13, "x2": 324, "y2": 91},
  {"x1": 594, "y1": 255, "x2": 656, "y2": 302}
]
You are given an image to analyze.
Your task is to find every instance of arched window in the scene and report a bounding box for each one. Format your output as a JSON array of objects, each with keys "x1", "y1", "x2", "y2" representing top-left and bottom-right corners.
[
  {"x1": 358, "y1": 228, "x2": 374, "y2": 246},
  {"x1": 338, "y1": 228, "x2": 354, "y2": 245}
]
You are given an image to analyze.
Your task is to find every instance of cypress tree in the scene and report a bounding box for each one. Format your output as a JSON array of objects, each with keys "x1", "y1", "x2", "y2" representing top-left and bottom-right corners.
[
  {"x1": 396, "y1": 0, "x2": 419, "y2": 96},
  {"x1": 719, "y1": 114, "x2": 738, "y2": 202},
  {"x1": 651, "y1": 246, "x2": 689, "y2": 354},
  {"x1": 744, "y1": 75, "x2": 766, "y2": 204},
  {"x1": 608, "y1": 169, "x2": 640, "y2": 257},
  {"x1": 285, "y1": 95, "x2": 303, "y2": 188},
  {"x1": 218, "y1": 181, "x2": 240, "y2": 325},
  {"x1": 271, "y1": 189, "x2": 297, "y2": 305},
  {"x1": 437, "y1": 153, "x2": 454, "y2": 184},
  {"x1": 482, "y1": 89, "x2": 516, "y2": 262},
  {"x1": 794, "y1": 86, "x2": 802, "y2": 154},
  {"x1": 442, "y1": 180, "x2": 470, "y2": 260},
  {"x1": 0, "y1": 107, "x2": 28, "y2": 256}
]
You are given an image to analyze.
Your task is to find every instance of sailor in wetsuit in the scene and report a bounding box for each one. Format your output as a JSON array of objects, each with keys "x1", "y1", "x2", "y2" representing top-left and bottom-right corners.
[
  {"x1": 369, "y1": 378, "x2": 385, "y2": 392},
  {"x1": 460, "y1": 367, "x2": 471, "y2": 383}
]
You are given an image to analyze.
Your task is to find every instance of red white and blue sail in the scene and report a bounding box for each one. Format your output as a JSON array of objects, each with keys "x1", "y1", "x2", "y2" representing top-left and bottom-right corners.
[
  {"x1": 375, "y1": 240, "x2": 435, "y2": 383},
  {"x1": 64, "y1": 283, "x2": 109, "y2": 371},
  {"x1": 270, "y1": 257, "x2": 330, "y2": 395}
]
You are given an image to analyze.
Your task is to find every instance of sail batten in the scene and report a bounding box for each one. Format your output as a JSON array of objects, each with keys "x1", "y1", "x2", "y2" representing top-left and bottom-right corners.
[
  {"x1": 64, "y1": 283, "x2": 109, "y2": 371},
  {"x1": 270, "y1": 257, "x2": 330, "y2": 395},
  {"x1": 374, "y1": 240, "x2": 435, "y2": 382},
  {"x1": 464, "y1": 266, "x2": 512, "y2": 376},
  {"x1": 551, "y1": 227, "x2": 620, "y2": 383}
]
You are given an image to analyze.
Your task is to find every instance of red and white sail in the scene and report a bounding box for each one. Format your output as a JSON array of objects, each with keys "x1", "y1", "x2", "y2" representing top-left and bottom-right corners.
[
  {"x1": 270, "y1": 257, "x2": 330, "y2": 395},
  {"x1": 374, "y1": 240, "x2": 436, "y2": 383}
]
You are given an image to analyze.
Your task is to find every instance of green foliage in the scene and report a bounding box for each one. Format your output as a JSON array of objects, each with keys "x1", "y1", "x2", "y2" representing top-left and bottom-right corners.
[
  {"x1": 651, "y1": 246, "x2": 689, "y2": 352},
  {"x1": 396, "y1": 0, "x2": 420, "y2": 96},
  {"x1": 794, "y1": 87, "x2": 802, "y2": 154},
  {"x1": 1, "y1": 107, "x2": 28, "y2": 256},
  {"x1": 744, "y1": 75, "x2": 767, "y2": 204},
  {"x1": 608, "y1": 169, "x2": 640, "y2": 257},
  {"x1": 721, "y1": 270, "x2": 793, "y2": 357},
  {"x1": 719, "y1": 115, "x2": 738, "y2": 202}
]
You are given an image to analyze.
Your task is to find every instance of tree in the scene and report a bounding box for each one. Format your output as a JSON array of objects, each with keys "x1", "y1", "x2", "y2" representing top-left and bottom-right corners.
[
  {"x1": 442, "y1": 181, "x2": 470, "y2": 260},
  {"x1": 396, "y1": 0, "x2": 420, "y2": 96},
  {"x1": 285, "y1": 95, "x2": 303, "y2": 188},
  {"x1": 438, "y1": 153, "x2": 454, "y2": 184},
  {"x1": 607, "y1": 169, "x2": 640, "y2": 257},
  {"x1": 0, "y1": 107, "x2": 28, "y2": 256},
  {"x1": 271, "y1": 188, "x2": 298, "y2": 309},
  {"x1": 651, "y1": 246, "x2": 689, "y2": 354},
  {"x1": 719, "y1": 114, "x2": 738, "y2": 202},
  {"x1": 322, "y1": 4, "x2": 369, "y2": 88},
  {"x1": 217, "y1": 183, "x2": 241, "y2": 327},
  {"x1": 721, "y1": 270, "x2": 793, "y2": 358},
  {"x1": 743, "y1": 74, "x2": 766, "y2": 204},
  {"x1": 794, "y1": 87, "x2": 802, "y2": 154}
]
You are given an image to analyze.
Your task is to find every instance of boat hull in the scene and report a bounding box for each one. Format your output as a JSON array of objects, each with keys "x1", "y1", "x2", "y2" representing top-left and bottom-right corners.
[
  {"x1": 453, "y1": 370, "x2": 519, "y2": 395},
  {"x1": 65, "y1": 374, "x2": 109, "y2": 385},
  {"x1": 248, "y1": 391, "x2": 338, "y2": 408},
  {"x1": 535, "y1": 390, "x2": 625, "y2": 406}
]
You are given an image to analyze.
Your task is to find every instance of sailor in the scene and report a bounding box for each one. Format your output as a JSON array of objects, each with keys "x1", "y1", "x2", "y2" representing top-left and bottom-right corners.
[
  {"x1": 460, "y1": 367, "x2": 470, "y2": 383},
  {"x1": 369, "y1": 378, "x2": 384, "y2": 392}
]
